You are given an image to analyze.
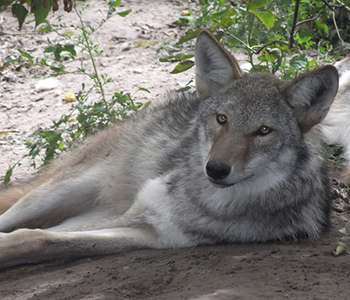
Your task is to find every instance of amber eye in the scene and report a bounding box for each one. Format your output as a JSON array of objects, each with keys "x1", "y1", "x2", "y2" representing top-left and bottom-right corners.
[
  {"x1": 258, "y1": 125, "x2": 271, "y2": 136},
  {"x1": 216, "y1": 114, "x2": 227, "y2": 125}
]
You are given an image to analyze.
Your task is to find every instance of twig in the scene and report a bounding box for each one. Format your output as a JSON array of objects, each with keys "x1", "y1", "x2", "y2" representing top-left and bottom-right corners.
[
  {"x1": 326, "y1": 0, "x2": 350, "y2": 11},
  {"x1": 333, "y1": 1, "x2": 350, "y2": 12},
  {"x1": 255, "y1": 40, "x2": 289, "y2": 54},
  {"x1": 223, "y1": 29, "x2": 255, "y2": 53},
  {"x1": 75, "y1": 6, "x2": 108, "y2": 107},
  {"x1": 295, "y1": 5, "x2": 326, "y2": 28},
  {"x1": 321, "y1": 0, "x2": 335, "y2": 11},
  {"x1": 289, "y1": 0, "x2": 300, "y2": 48},
  {"x1": 332, "y1": 5, "x2": 345, "y2": 46}
]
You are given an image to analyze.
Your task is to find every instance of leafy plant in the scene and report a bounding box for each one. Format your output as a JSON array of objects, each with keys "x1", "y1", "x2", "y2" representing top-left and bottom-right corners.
[
  {"x1": 164, "y1": 0, "x2": 349, "y2": 80},
  {"x1": 324, "y1": 144, "x2": 346, "y2": 166},
  {"x1": 23, "y1": 88, "x2": 148, "y2": 171},
  {"x1": 3, "y1": 1, "x2": 149, "y2": 184},
  {"x1": 1, "y1": 0, "x2": 74, "y2": 30}
]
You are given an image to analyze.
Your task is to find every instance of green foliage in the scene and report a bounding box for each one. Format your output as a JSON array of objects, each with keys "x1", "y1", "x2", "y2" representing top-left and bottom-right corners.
[
  {"x1": 3, "y1": 1, "x2": 149, "y2": 183},
  {"x1": 33, "y1": 0, "x2": 52, "y2": 27},
  {"x1": 170, "y1": 60, "x2": 194, "y2": 74},
  {"x1": 2, "y1": 0, "x2": 130, "y2": 30},
  {"x1": 44, "y1": 40, "x2": 76, "y2": 61},
  {"x1": 25, "y1": 89, "x2": 149, "y2": 170},
  {"x1": 160, "y1": 53, "x2": 195, "y2": 74},
  {"x1": 11, "y1": 3, "x2": 28, "y2": 30},
  {"x1": 1, "y1": 0, "x2": 65, "y2": 28},
  {"x1": 247, "y1": 0, "x2": 275, "y2": 28},
  {"x1": 325, "y1": 145, "x2": 346, "y2": 165},
  {"x1": 163, "y1": 0, "x2": 349, "y2": 80}
]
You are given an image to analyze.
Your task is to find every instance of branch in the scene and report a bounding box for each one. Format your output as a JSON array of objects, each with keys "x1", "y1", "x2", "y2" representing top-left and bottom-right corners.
[
  {"x1": 255, "y1": 40, "x2": 289, "y2": 54},
  {"x1": 323, "y1": 0, "x2": 350, "y2": 11},
  {"x1": 334, "y1": 0, "x2": 350, "y2": 11},
  {"x1": 295, "y1": 5, "x2": 326, "y2": 28},
  {"x1": 289, "y1": 0, "x2": 301, "y2": 49},
  {"x1": 321, "y1": 0, "x2": 335, "y2": 11}
]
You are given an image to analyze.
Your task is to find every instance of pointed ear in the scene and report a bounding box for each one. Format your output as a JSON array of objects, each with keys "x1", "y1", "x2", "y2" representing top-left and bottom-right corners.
[
  {"x1": 195, "y1": 30, "x2": 242, "y2": 99},
  {"x1": 279, "y1": 65, "x2": 339, "y2": 133}
]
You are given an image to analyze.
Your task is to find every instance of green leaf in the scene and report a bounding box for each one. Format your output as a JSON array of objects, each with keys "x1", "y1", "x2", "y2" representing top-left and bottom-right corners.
[
  {"x1": 315, "y1": 19, "x2": 328, "y2": 34},
  {"x1": 257, "y1": 54, "x2": 267, "y2": 62},
  {"x1": 176, "y1": 29, "x2": 201, "y2": 45},
  {"x1": 0, "y1": 0, "x2": 14, "y2": 6},
  {"x1": 159, "y1": 53, "x2": 194, "y2": 62},
  {"x1": 176, "y1": 86, "x2": 191, "y2": 92},
  {"x1": 117, "y1": 9, "x2": 131, "y2": 17},
  {"x1": 247, "y1": 0, "x2": 271, "y2": 12},
  {"x1": 12, "y1": 3, "x2": 28, "y2": 30},
  {"x1": 50, "y1": 66, "x2": 64, "y2": 73},
  {"x1": 4, "y1": 165, "x2": 14, "y2": 185},
  {"x1": 34, "y1": 0, "x2": 52, "y2": 28},
  {"x1": 290, "y1": 55, "x2": 308, "y2": 70},
  {"x1": 304, "y1": 41, "x2": 316, "y2": 49},
  {"x1": 170, "y1": 60, "x2": 194, "y2": 74},
  {"x1": 263, "y1": 49, "x2": 279, "y2": 62},
  {"x1": 295, "y1": 33, "x2": 311, "y2": 44},
  {"x1": 64, "y1": 43, "x2": 77, "y2": 56},
  {"x1": 252, "y1": 11, "x2": 275, "y2": 28},
  {"x1": 44, "y1": 45, "x2": 56, "y2": 53},
  {"x1": 308, "y1": 59, "x2": 317, "y2": 68},
  {"x1": 172, "y1": 17, "x2": 190, "y2": 26},
  {"x1": 110, "y1": 0, "x2": 122, "y2": 7},
  {"x1": 138, "y1": 87, "x2": 150, "y2": 93},
  {"x1": 38, "y1": 25, "x2": 52, "y2": 33},
  {"x1": 318, "y1": 45, "x2": 325, "y2": 54},
  {"x1": 18, "y1": 49, "x2": 33, "y2": 60},
  {"x1": 144, "y1": 101, "x2": 151, "y2": 108},
  {"x1": 220, "y1": 7, "x2": 236, "y2": 27},
  {"x1": 273, "y1": 43, "x2": 289, "y2": 51},
  {"x1": 44, "y1": 43, "x2": 76, "y2": 60}
]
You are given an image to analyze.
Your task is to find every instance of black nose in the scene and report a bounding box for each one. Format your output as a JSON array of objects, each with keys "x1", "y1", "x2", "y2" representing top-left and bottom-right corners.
[{"x1": 206, "y1": 160, "x2": 231, "y2": 180}]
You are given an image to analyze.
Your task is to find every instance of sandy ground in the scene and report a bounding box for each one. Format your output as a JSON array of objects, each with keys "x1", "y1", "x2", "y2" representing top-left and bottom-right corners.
[{"x1": 0, "y1": 1, "x2": 350, "y2": 299}]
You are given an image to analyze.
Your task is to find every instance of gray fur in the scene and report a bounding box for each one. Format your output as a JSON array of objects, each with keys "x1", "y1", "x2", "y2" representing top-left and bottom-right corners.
[{"x1": 0, "y1": 31, "x2": 338, "y2": 267}]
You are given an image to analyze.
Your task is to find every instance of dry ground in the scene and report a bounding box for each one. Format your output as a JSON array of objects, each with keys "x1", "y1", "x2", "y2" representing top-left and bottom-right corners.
[{"x1": 0, "y1": 1, "x2": 350, "y2": 299}]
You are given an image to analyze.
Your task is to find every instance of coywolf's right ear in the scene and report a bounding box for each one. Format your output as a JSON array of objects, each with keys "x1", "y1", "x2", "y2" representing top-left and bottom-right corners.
[
  {"x1": 280, "y1": 65, "x2": 339, "y2": 133},
  {"x1": 195, "y1": 30, "x2": 242, "y2": 99}
]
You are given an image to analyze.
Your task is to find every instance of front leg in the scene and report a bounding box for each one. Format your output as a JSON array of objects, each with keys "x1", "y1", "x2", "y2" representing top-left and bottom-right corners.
[{"x1": 0, "y1": 227, "x2": 158, "y2": 268}]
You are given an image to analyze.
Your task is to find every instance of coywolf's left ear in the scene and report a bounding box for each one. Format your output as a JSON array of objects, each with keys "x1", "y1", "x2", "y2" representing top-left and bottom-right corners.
[
  {"x1": 195, "y1": 30, "x2": 242, "y2": 99},
  {"x1": 279, "y1": 65, "x2": 339, "y2": 133}
]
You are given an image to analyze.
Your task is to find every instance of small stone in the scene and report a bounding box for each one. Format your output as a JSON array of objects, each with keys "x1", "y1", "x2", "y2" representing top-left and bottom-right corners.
[
  {"x1": 133, "y1": 67, "x2": 143, "y2": 74},
  {"x1": 121, "y1": 42, "x2": 131, "y2": 51},
  {"x1": 35, "y1": 78, "x2": 60, "y2": 92}
]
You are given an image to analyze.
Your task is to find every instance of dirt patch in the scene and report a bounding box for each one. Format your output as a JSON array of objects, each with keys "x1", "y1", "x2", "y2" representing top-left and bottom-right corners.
[
  {"x1": 1, "y1": 1, "x2": 350, "y2": 299},
  {"x1": 0, "y1": 229, "x2": 350, "y2": 299}
]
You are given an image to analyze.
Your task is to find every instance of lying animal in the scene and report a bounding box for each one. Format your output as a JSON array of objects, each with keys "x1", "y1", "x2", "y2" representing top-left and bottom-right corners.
[{"x1": 0, "y1": 30, "x2": 339, "y2": 268}]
